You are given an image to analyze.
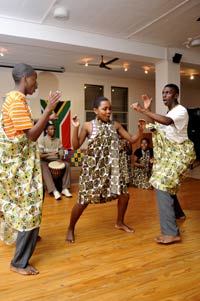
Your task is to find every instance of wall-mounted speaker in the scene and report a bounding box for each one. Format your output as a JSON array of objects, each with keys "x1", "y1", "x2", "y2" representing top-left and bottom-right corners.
[{"x1": 172, "y1": 53, "x2": 182, "y2": 64}]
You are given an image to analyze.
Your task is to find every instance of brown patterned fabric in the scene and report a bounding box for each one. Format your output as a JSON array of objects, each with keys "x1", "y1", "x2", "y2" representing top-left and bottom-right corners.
[{"x1": 78, "y1": 118, "x2": 128, "y2": 204}]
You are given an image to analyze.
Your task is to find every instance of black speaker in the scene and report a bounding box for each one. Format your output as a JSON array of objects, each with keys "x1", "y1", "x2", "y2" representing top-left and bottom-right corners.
[{"x1": 172, "y1": 53, "x2": 182, "y2": 64}]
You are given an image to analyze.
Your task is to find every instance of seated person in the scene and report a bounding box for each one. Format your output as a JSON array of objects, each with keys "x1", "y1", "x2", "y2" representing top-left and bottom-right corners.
[
  {"x1": 132, "y1": 137, "x2": 153, "y2": 189},
  {"x1": 38, "y1": 123, "x2": 72, "y2": 200}
]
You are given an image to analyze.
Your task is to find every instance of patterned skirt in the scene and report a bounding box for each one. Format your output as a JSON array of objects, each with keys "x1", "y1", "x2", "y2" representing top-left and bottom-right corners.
[
  {"x1": 148, "y1": 123, "x2": 196, "y2": 194},
  {"x1": 0, "y1": 121, "x2": 43, "y2": 245}
]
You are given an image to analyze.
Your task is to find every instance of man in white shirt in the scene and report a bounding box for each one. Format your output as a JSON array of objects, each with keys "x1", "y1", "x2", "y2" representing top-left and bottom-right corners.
[{"x1": 131, "y1": 84, "x2": 196, "y2": 244}]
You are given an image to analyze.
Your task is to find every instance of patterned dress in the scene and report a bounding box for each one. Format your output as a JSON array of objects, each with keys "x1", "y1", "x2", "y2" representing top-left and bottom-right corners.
[
  {"x1": 132, "y1": 148, "x2": 153, "y2": 189},
  {"x1": 78, "y1": 118, "x2": 128, "y2": 205},
  {"x1": 147, "y1": 122, "x2": 196, "y2": 195},
  {"x1": 0, "y1": 115, "x2": 43, "y2": 245}
]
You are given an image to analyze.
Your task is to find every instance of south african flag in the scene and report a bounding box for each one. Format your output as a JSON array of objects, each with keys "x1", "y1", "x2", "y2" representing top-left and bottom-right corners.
[{"x1": 40, "y1": 99, "x2": 71, "y2": 149}]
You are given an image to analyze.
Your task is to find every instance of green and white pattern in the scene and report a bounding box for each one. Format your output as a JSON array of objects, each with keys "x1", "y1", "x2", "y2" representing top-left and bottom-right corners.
[
  {"x1": 147, "y1": 123, "x2": 196, "y2": 195},
  {"x1": 0, "y1": 116, "x2": 43, "y2": 245}
]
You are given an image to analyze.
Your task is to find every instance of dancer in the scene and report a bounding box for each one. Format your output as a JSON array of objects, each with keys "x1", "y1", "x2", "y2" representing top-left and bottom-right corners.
[
  {"x1": 0, "y1": 63, "x2": 60, "y2": 275},
  {"x1": 131, "y1": 84, "x2": 196, "y2": 244},
  {"x1": 66, "y1": 96, "x2": 145, "y2": 243}
]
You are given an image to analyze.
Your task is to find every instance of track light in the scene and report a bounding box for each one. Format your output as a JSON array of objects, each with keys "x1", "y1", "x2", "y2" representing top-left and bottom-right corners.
[{"x1": 0, "y1": 63, "x2": 65, "y2": 73}]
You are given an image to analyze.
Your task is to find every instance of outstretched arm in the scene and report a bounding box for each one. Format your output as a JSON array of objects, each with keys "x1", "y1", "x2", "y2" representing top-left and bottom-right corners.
[
  {"x1": 115, "y1": 120, "x2": 145, "y2": 144},
  {"x1": 131, "y1": 94, "x2": 173, "y2": 126}
]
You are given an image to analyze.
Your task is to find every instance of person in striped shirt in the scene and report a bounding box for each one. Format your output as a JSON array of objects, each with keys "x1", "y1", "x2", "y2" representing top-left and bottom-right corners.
[{"x1": 0, "y1": 63, "x2": 61, "y2": 275}]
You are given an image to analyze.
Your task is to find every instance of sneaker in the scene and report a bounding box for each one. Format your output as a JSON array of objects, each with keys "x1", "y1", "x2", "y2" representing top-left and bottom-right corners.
[
  {"x1": 53, "y1": 190, "x2": 61, "y2": 200},
  {"x1": 61, "y1": 188, "x2": 72, "y2": 198}
]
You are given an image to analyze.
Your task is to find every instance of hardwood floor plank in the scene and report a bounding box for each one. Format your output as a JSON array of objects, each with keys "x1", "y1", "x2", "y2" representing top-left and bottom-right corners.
[{"x1": 0, "y1": 178, "x2": 199, "y2": 301}]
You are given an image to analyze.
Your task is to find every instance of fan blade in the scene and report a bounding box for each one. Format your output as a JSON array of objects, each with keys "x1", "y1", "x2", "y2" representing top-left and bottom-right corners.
[
  {"x1": 104, "y1": 57, "x2": 119, "y2": 65},
  {"x1": 78, "y1": 63, "x2": 99, "y2": 66},
  {"x1": 88, "y1": 64, "x2": 100, "y2": 66},
  {"x1": 104, "y1": 66, "x2": 112, "y2": 70}
]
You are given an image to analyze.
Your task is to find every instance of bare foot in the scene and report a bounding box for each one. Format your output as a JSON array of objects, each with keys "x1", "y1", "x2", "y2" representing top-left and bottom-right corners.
[
  {"x1": 154, "y1": 235, "x2": 181, "y2": 245},
  {"x1": 115, "y1": 224, "x2": 135, "y2": 233},
  {"x1": 37, "y1": 235, "x2": 42, "y2": 242},
  {"x1": 10, "y1": 264, "x2": 39, "y2": 275},
  {"x1": 176, "y1": 215, "x2": 186, "y2": 221},
  {"x1": 66, "y1": 229, "x2": 75, "y2": 243}
]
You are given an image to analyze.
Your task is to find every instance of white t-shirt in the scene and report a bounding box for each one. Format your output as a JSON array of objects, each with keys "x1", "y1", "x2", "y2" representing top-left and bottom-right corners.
[{"x1": 160, "y1": 104, "x2": 189, "y2": 143}]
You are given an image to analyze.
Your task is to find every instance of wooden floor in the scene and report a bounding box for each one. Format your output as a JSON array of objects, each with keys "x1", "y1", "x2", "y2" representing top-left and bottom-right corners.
[{"x1": 0, "y1": 177, "x2": 200, "y2": 301}]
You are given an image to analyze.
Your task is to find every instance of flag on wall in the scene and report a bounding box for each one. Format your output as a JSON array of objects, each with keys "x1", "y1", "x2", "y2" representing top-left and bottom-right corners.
[{"x1": 40, "y1": 99, "x2": 71, "y2": 149}]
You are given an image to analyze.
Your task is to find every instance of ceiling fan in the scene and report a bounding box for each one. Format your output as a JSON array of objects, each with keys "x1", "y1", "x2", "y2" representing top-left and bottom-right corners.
[{"x1": 79, "y1": 55, "x2": 119, "y2": 70}]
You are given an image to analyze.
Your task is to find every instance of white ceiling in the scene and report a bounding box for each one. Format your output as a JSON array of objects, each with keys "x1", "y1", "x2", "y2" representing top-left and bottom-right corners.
[{"x1": 0, "y1": 0, "x2": 200, "y2": 86}]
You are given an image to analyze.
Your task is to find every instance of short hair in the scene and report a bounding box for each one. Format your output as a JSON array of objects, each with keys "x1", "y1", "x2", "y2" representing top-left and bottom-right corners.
[
  {"x1": 164, "y1": 83, "x2": 179, "y2": 95},
  {"x1": 93, "y1": 96, "x2": 109, "y2": 109},
  {"x1": 12, "y1": 63, "x2": 35, "y2": 83},
  {"x1": 141, "y1": 137, "x2": 150, "y2": 144},
  {"x1": 45, "y1": 123, "x2": 55, "y2": 131}
]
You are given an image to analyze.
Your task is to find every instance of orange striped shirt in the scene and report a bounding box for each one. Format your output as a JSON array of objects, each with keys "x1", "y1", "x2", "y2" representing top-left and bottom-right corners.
[{"x1": 2, "y1": 91, "x2": 33, "y2": 138}]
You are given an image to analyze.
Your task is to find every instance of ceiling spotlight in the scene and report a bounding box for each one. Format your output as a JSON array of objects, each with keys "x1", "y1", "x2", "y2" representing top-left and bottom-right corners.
[
  {"x1": 144, "y1": 70, "x2": 148, "y2": 74},
  {"x1": 85, "y1": 62, "x2": 88, "y2": 67},
  {"x1": 190, "y1": 75, "x2": 194, "y2": 80},
  {"x1": 124, "y1": 67, "x2": 128, "y2": 72},
  {"x1": 0, "y1": 47, "x2": 8, "y2": 56},
  {"x1": 183, "y1": 36, "x2": 200, "y2": 48}
]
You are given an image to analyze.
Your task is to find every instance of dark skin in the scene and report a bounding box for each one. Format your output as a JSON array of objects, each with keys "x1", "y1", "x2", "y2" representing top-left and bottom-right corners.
[
  {"x1": 15, "y1": 72, "x2": 61, "y2": 141},
  {"x1": 66, "y1": 100, "x2": 145, "y2": 243},
  {"x1": 39, "y1": 125, "x2": 64, "y2": 161},
  {"x1": 131, "y1": 86, "x2": 182, "y2": 244},
  {"x1": 131, "y1": 86, "x2": 179, "y2": 125},
  {"x1": 10, "y1": 71, "x2": 61, "y2": 275}
]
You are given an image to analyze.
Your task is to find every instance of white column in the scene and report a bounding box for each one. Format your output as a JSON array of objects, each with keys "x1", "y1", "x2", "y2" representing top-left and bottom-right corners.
[{"x1": 155, "y1": 60, "x2": 180, "y2": 115}]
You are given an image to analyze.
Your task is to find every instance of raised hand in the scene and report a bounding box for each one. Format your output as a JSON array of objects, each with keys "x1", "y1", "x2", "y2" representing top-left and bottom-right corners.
[
  {"x1": 131, "y1": 102, "x2": 143, "y2": 113},
  {"x1": 49, "y1": 113, "x2": 58, "y2": 121},
  {"x1": 47, "y1": 90, "x2": 61, "y2": 112},
  {"x1": 72, "y1": 115, "x2": 80, "y2": 127},
  {"x1": 141, "y1": 94, "x2": 152, "y2": 110}
]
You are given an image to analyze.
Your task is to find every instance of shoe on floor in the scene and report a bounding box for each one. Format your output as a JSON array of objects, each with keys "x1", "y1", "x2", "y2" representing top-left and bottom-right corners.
[
  {"x1": 61, "y1": 188, "x2": 72, "y2": 198},
  {"x1": 53, "y1": 190, "x2": 61, "y2": 200}
]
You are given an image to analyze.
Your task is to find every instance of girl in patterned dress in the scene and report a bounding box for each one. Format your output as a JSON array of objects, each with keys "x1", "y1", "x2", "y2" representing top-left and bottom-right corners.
[
  {"x1": 66, "y1": 96, "x2": 145, "y2": 243},
  {"x1": 131, "y1": 84, "x2": 196, "y2": 244}
]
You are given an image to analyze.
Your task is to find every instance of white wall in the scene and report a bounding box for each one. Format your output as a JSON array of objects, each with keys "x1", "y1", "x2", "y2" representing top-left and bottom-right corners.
[
  {"x1": 0, "y1": 68, "x2": 155, "y2": 137},
  {"x1": 1, "y1": 67, "x2": 199, "y2": 143}
]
